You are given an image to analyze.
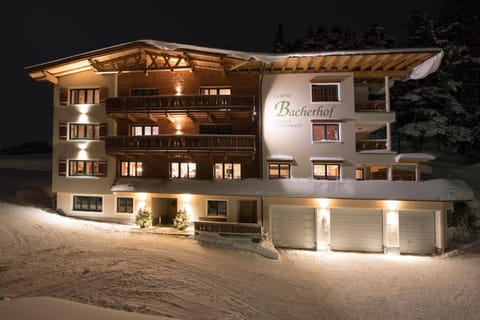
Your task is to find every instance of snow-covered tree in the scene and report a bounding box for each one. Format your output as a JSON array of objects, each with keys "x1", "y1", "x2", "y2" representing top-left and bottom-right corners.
[
  {"x1": 391, "y1": 2, "x2": 480, "y2": 155},
  {"x1": 272, "y1": 24, "x2": 289, "y2": 53}
]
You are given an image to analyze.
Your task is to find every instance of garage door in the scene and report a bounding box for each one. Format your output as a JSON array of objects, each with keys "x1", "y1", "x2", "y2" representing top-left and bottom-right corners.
[
  {"x1": 399, "y1": 210, "x2": 435, "y2": 255},
  {"x1": 271, "y1": 206, "x2": 316, "y2": 249},
  {"x1": 330, "y1": 208, "x2": 383, "y2": 253}
]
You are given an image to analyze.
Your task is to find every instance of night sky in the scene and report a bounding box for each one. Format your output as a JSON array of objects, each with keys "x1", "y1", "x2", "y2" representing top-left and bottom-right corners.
[{"x1": 5, "y1": 0, "x2": 441, "y2": 148}]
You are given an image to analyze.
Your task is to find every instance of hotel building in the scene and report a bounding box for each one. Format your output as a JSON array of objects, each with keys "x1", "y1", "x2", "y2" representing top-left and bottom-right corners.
[{"x1": 25, "y1": 40, "x2": 473, "y2": 255}]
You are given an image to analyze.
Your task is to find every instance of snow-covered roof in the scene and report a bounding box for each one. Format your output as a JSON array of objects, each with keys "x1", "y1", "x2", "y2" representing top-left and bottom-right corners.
[
  {"x1": 111, "y1": 177, "x2": 473, "y2": 202},
  {"x1": 26, "y1": 39, "x2": 444, "y2": 83},
  {"x1": 395, "y1": 153, "x2": 436, "y2": 162}
]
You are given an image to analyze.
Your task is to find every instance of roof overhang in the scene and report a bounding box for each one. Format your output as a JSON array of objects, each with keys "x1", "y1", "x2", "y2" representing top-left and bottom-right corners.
[{"x1": 25, "y1": 39, "x2": 444, "y2": 85}]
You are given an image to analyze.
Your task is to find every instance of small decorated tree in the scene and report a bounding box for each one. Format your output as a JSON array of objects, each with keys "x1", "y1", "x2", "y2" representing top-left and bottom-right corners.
[
  {"x1": 173, "y1": 208, "x2": 189, "y2": 230},
  {"x1": 135, "y1": 206, "x2": 152, "y2": 228}
]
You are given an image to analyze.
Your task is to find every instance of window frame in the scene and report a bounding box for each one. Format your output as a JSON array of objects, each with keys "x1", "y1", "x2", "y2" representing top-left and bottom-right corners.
[
  {"x1": 268, "y1": 162, "x2": 291, "y2": 179},
  {"x1": 312, "y1": 163, "x2": 341, "y2": 180},
  {"x1": 68, "y1": 160, "x2": 106, "y2": 177},
  {"x1": 69, "y1": 123, "x2": 101, "y2": 140},
  {"x1": 120, "y1": 161, "x2": 143, "y2": 177},
  {"x1": 310, "y1": 83, "x2": 340, "y2": 103},
  {"x1": 207, "y1": 199, "x2": 228, "y2": 216},
  {"x1": 312, "y1": 122, "x2": 341, "y2": 142},
  {"x1": 69, "y1": 88, "x2": 100, "y2": 105},
  {"x1": 170, "y1": 162, "x2": 196, "y2": 179},
  {"x1": 130, "y1": 88, "x2": 159, "y2": 96},
  {"x1": 116, "y1": 197, "x2": 134, "y2": 214},
  {"x1": 200, "y1": 86, "x2": 232, "y2": 96},
  {"x1": 72, "y1": 195, "x2": 103, "y2": 212},
  {"x1": 214, "y1": 162, "x2": 241, "y2": 180},
  {"x1": 130, "y1": 125, "x2": 159, "y2": 136}
]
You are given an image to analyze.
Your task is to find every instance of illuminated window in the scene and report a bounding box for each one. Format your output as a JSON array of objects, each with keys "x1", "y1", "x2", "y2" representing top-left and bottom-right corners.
[
  {"x1": 70, "y1": 123, "x2": 101, "y2": 140},
  {"x1": 356, "y1": 168, "x2": 365, "y2": 180},
  {"x1": 207, "y1": 200, "x2": 227, "y2": 216},
  {"x1": 130, "y1": 125, "x2": 159, "y2": 136},
  {"x1": 73, "y1": 196, "x2": 102, "y2": 212},
  {"x1": 200, "y1": 87, "x2": 231, "y2": 95},
  {"x1": 130, "y1": 88, "x2": 159, "y2": 96},
  {"x1": 120, "y1": 161, "x2": 143, "y2": 177},
  {"x1": 214, "y1": 163, "x2": 241, "y2": 179},
  {"x1": 170, "y1": 162, "x2": 196, "y2": 179},
  {"x1": 69, "y1": 160, "x2": 107, "y2": 177},
  {"x1": 117, "y1": 197, "x2": 134, "y2": 213},
  {"x1": 269, "y1": 163, "x2": 290, "y2": 179},
  {"x1": 312, "y1": 123, "x2": 340, "y2": 142},
  {"x1": 311, "y1": 83, "x2": 340, "y2": 102},
  {"x1": 313, "y1": 164, "x2": 340, "y2": 180},
  {"x1": 70, "y1": 88, "x2": 99, "y2": 104}
]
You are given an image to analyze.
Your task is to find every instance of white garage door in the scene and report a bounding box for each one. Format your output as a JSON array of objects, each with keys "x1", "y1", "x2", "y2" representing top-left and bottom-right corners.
[
  {"x1": 399, "y1": 210, "x2": 435, "y2": 255},
  {"x1": 330, "y1": 208, "x2": 383, "y2": 253},
  {"x1": 271, "y1": 206, "x2": 316, "y2": 250}
]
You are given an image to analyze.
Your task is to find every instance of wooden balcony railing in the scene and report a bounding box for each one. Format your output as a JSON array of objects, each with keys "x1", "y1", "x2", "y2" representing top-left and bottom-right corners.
[
  {"x1": 356, "y1": 139, "x2": 387, "y2": 152},
  {"x1": 104, "y1": 134, "x2": 256, "y2": 155},
  {"x1": 106, "y1": 95, "x2": 255, "y2": 113},
  {"x1": 194, "y1": 221, "x2": 262, "y2": 241},
  {"x1": 355, "y1": 100, "x2": 387, "y2": 112}
]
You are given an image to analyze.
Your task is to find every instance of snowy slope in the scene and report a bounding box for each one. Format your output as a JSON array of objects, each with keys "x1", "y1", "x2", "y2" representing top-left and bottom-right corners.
[{"x1": 0, "y1": 157, "x2": 479, "y2": 320}]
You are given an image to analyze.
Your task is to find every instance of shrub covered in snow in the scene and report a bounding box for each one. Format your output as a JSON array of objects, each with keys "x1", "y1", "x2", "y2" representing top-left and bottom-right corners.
[
  {"x1": 173, "y1": 208, "x2": 189, "y2": 230},
  {"x1": 135, "y1": 206, "x2": 152, "y2": 228}
]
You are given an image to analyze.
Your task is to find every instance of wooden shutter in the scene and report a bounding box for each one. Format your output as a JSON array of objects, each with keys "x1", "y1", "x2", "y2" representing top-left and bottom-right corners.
[
  {"x1": 96, "y1": 161, "x2": 108, "y2": 177},
  {"x1": 99, "y1": 123, "x2": 108, "y2": 139},
  {"x1": 58, "y1": 160, "x2": 67, "y2": 176},
  {"x1": 99, "y1": 87, "x2": 108, "y2": 103},
  {"x1": 59, "y1": 88, "x2": 68, "y2": 106},
  {"x1": 59, "y1": 122, "x2": 68, "y2": 140}
]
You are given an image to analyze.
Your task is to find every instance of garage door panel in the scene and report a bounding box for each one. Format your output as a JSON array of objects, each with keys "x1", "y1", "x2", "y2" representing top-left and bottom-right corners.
[
  {"x1": 271, "y1": 206, "x2": 316, "y2": 250},
  {"x1": 331, "y1": 208, "x2": 383, "y2": 253},
  {"x1": 400, "y1": 210, "x2": 435, "y2": 255}
]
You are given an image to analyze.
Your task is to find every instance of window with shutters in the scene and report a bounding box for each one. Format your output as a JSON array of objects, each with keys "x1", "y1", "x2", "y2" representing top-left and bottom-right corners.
[
  {"x1": 73, "y1": 196, "x2": 102, "y2": 212},
  {"x1": 60, "y1": 87, "x2": 107, "y2": 106},
  {"x1": 68, "y1": 160, "x2": 107, "y2": 177},
  {"x1": 69, "y1": 88, "x2": 100, "y2": 104},
  {"x1": 69, "y1": 123, "x2": 101, "y2": 140}
]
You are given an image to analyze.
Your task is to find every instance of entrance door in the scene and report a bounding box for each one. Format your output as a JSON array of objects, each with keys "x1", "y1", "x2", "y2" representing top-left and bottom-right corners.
[{"x1": 238, "y1": 200, "x2": 258, "y2": 223}]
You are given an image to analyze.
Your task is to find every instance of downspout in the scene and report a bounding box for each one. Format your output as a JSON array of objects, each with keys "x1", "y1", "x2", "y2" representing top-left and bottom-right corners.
[{"x1": 259, "y1": 63, "x2": 265, "y2": 228}]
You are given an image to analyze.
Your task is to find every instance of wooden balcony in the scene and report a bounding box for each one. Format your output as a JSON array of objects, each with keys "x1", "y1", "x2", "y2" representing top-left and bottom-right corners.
[
  {"x1": 104, "y1": 134, "x2": 256, "y2": 156},
  {"x1": 356, "y1": 139, "x2": 387, "y2": 152},
  {"x1": 355, "y1": 100, "x2": 387, "y2": 112},
  {"x1": 194, "y1": 220, "x2": 262, "y2": 242},
  {"x1": 106, "y1": 95, "x2": 256, "y2": 121}
]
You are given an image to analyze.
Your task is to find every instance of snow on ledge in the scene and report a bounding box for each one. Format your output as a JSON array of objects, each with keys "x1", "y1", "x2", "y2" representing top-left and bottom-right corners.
[
  {"x1": 111, "y1": 177, "x2": 473, "y2": 202},
  {"x1": 395, "y1": 153, "x2": 436, "y2": 162},
  {"x1": 266, "y1": 154, "x2": 294, "y2": 161}
]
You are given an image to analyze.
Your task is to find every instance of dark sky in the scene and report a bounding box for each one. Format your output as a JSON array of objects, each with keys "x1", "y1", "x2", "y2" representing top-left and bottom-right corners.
[{"x1": 4, "y1": 0, "x2": 442, "y2": 148}]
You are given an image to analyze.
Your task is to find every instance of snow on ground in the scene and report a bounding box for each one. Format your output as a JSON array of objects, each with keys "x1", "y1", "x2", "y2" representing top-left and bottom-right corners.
[{"x1": 0, "y1": 159, "x2": 479, "y2": 320}]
